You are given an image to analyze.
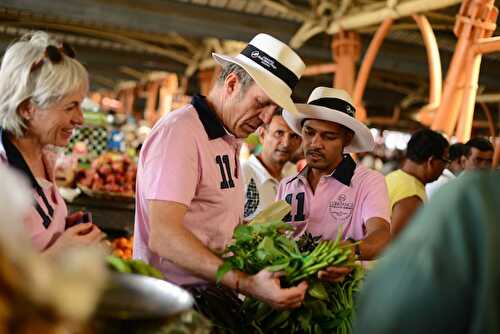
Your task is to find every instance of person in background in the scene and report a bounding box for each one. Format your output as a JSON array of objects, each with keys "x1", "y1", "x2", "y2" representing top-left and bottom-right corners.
[
  {"x1": 0, "y1": 32, "x2": 104, "y2": 254},
  {"x1": 242, "y1": 110, "x2": 301, "y2": 221},
  {"x1": 425, "y1": 142, "x2": 466, "y2": 197},
  {"x1": 354, "y1": 171, "x2": 500, "y2": 334},
  {"x1": 380, "y1": 149, "x2": 404, "y2": 175},
  {"x1": 386, "y1": 129, "x2": 449, "y2": 237},
  {"x1": 461, "y1": 137, "x2": 494, "y2": 171},
  {"x1": 133, "y1": 33, "x2": 309, "y2": 329},
  {"x1": 279, "y1": 87, "x2": 391, "y2": 283}
]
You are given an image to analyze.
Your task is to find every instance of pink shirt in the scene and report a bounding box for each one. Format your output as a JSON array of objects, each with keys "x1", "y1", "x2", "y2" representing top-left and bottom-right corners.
[
  {"x1": 276, "y1": 155, "x2": 390, "y2": 240},
  {"x1": 134, "y1": 95, "x2": 244, "y2": 286},
  {"x1": 0, "y1": 132, "x2": 67, "y2": 251}
]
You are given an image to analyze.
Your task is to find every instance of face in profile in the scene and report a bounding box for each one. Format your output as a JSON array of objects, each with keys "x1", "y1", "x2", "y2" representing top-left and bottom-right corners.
[
  {"x1": 427, "y1": 148, "x2": 449, "y2": 183},
  {"x1": 22, "y1": 87, "x2": 85, "y2": 147}
]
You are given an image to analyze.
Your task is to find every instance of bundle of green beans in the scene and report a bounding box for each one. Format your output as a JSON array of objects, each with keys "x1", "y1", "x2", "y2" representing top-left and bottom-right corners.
[{"x1": 287, "y1": 239, "x2": 354, "y2": 284}]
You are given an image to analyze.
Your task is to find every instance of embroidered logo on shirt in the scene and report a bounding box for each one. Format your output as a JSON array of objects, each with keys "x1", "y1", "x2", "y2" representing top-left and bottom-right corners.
[
  {"x1": 328, "y1": 194, "x2": 354, "y2": 222},
  {"x1": 244, "y1": 178, "x2": 259, "y2": 218}
]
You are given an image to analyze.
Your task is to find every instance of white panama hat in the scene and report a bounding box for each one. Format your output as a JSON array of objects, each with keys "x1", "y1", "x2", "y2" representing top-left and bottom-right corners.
[
  {"x1": 212, "y1": 33, "x2": 305, "y2": 115},
  {"x1": 283, "y1": 87, "x2": 375, "y2": 153}
]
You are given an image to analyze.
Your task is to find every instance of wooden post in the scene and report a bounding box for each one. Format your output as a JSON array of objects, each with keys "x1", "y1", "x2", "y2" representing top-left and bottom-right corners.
[
  {"x1": 413, "y1": 14, "x2": 443, "y2": 126},
  {"x1": 493, "y1": 137, "x2": 500, "y2": 169},
  {"x1": 353, "y1": 19, "x2": 393, "y2": 123},
  {"x1": 159, "y1": 74, "x2": 179, "y2": 116},
  {"x1": 332, "y1": 31, "x2": 361, "y2": 96},
  {"x1": 479, "y1": 102, "x2": 496, "y2": 137},
  {"x1": 199, "y1": 67, "x2": 220, "y2": 96},
  {"x1": 145, "y1": 80, "x2": 161, "y2": 126},
  {"x1": 432, "y1": 0, "x2": 497, "y2": 137},
  {"x1": 455, "y1": 51, "x2": 482, "y2": 142}
]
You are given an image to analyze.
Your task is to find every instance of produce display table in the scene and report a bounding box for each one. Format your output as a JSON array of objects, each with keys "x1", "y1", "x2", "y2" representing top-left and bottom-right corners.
[{"x1": 66, "y1": 195, "x2": 135, "y2": 236}]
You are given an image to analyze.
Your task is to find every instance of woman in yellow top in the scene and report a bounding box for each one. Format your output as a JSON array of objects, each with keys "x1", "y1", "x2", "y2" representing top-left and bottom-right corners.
[{"x1": 386, "y1": 129, "x2": 449, "y2": 237}]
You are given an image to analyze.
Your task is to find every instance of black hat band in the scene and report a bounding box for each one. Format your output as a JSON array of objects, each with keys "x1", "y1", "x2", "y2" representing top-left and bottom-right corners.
[
  {"x1": 309, "y1": 97, "x2": 356, "y2": 118},
  {"x1": 241, "y1": 44, "x2": 299, "y2": 90}
]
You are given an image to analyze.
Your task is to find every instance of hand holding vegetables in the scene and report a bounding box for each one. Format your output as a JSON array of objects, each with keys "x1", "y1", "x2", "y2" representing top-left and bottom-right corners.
[
  {"x1": 239, "y1": 269, "x2": 308, "y2": 310},
  {"x1": 318, "y1": 266, "x2": 353, "y2": 283},
  {"x1": 317, "y1": 240, "x2": 355, "y2": 283}
]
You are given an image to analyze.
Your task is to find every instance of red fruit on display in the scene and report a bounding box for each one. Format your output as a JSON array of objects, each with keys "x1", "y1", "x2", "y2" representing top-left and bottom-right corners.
[{"x1": 78, "y1": 153, "x2": 137, "y2": 198}]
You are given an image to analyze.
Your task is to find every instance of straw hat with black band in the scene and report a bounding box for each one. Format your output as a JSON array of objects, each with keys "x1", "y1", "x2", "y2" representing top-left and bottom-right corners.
[
  {"x1": 283, "y1": 87, "x2": 375, "y2": 153},
  {"x1": 212, "y1": 33, "x2": 305, "y2": 115}
]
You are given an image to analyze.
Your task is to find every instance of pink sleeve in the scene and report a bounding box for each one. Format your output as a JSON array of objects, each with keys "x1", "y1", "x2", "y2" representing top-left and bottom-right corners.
[
  {"x1": 361, "y1": 172, "x2": 391, "y2": 224},
  {"x1": 142, "y1": 124, "x2": 199, "y2": 207}
]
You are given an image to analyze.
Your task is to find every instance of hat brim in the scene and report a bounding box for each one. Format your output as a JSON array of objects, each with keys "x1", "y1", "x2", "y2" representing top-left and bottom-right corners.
[
  {"x1": 283, "y1": 104, "x2": 375, "y2": 153},
  {"x1": 212, "y1": 53, "x2": 299, "y2": 115}
]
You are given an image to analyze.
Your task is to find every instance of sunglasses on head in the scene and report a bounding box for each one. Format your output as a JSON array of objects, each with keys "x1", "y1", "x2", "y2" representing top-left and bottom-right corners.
[{"x1": 29, "y1": 42, "x2": 76, "y2": 73}]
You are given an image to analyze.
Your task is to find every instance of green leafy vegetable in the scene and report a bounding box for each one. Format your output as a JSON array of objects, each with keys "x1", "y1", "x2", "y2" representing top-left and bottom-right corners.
[{"x1": 216, "y1": 218, "x2": 364, "y2": 333}]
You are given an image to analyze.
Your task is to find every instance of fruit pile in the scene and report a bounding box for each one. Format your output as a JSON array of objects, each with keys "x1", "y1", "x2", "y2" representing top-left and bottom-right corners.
[
  {"x1": 78, "y1": 153, "x2": 136, "y2": 196},
  {"x1": 106, "y1": 256, "x2": 164, "y2": 279},
  {"x1": 111, "y1": 236, "x2": 133, "y2": 260}
]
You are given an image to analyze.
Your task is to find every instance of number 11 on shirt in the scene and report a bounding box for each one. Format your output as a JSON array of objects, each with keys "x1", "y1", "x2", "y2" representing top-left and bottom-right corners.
[
  {"x1": 284, "y1": 192, "x2": 306, "y2": 222},
  {"x1": 216, "y1": 155, "x2": 235, "y2": 189}
]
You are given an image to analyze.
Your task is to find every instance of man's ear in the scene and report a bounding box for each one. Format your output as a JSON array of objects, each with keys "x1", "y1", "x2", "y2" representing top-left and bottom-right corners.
[
  {"x1": 343, "y1": 129, "x2": 354, "y2": 147},
  {"x1": 427, "y1": 156, "x2": 436, "y2": 168},
  {"x1": 257, "y1": 126, "x2": 266, "y2": 142},
  {"x1": 224, "y1": 72, "x2": 239, "y2": 98},
  {"x1": 17, "y1": 99, "x2": 35, "y2": 122},
  {"x1": 460, "y1": 155, "x2": 467, "y2": 168}
]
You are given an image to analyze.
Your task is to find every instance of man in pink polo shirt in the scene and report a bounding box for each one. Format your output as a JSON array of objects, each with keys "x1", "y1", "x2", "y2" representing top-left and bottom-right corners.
[
  {"x1": 134, "y1": 33, "x2": 308, "y2": 328},
  {"x1": 279, "y1": 87, "x2": 391, "y2": 282}
]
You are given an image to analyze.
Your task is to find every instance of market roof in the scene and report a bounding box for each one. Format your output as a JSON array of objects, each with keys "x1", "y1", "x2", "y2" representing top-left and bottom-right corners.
[{"x1": 0, "y1": 0, "x2": 499, "y2": 130}]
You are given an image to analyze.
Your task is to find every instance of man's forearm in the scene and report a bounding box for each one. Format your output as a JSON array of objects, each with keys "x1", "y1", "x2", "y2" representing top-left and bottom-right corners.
[
  {"x1": 150, "y1": 222, "x2": 247, "y2": 288},
  {"x1": 359, "y1": 223, "x2": 391, "y2": 260},
  {"x1": 148, "y1": 200, "x2": 248, "y2": 288}
]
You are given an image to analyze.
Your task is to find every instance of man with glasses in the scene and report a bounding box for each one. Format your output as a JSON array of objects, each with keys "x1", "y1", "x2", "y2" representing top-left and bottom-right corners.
[
  {"x1": 426, "y1": 143, "x2": 467, "y2": 198},
  {"x1": 386, "y1": 129, "x2": 449, "y2": 238}
]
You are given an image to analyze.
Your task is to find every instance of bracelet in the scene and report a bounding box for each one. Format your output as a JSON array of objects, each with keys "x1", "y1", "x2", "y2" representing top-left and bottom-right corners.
[{"x1": 347, "y1": 237, "x2": 361, "y2": 257}]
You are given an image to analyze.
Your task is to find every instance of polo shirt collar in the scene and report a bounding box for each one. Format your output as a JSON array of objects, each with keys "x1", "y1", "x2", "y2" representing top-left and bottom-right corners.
[
  {"x1": 329, "y1": 154, "x2": 356, "y2": 186},
  {"x1": 191, "y1": 94, "x2": 226, "y2": 140},
  {"x1": 0, "y1": 129, "x2": 39, "y2": 189},
  {"x1": 248, "y1": 155, "x2": 275, "y2": 185},
  {"x1": 289, "y1": 154, "x2": 356, "y2": 187},
  {"x1": 443, "y1": 168, "x2": 456, "y2": 179}
]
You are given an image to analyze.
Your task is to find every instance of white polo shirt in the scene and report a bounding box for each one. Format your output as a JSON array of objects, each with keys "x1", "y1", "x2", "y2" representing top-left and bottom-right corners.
[
  {"x1": 425, "y1": 168, "x2": 456, "y2": 198},
  {"x1": 241, "y1": 154, "x2": 296, "y2": 220}
]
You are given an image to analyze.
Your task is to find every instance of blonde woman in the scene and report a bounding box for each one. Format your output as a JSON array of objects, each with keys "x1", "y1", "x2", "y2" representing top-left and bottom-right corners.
[{"x1": 0, "y1": 32, "x2": 104, "y2": 254}]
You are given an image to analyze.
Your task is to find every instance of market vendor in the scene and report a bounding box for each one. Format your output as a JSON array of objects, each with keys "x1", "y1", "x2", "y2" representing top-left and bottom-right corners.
[
  {"x1": 0, "y1": 31, "x2": 104, "y2": 254},
  {"x1": 242, "y1": 110, "x2": 302, "y2": 221},
  {"x1": 133, "y1": 33, "x2": 308, "y2": 324},
  {"x1": 278, "y1": 87, "x2": 391, "y2": 282}
]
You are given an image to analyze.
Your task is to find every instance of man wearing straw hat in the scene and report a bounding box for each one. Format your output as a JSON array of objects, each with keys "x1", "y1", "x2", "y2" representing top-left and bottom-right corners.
[
  {"x1": 133, "y1": 33, "x2": 308, "y2": 326},
  {"x1": 278, "y1": 87, "x2": 391, "y2": 282}
]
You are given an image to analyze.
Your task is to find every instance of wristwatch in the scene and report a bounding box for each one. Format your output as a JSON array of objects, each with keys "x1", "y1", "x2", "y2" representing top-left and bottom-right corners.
[{"x1": 347, "y1": 237, "x2": 361, "y2": 257}]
